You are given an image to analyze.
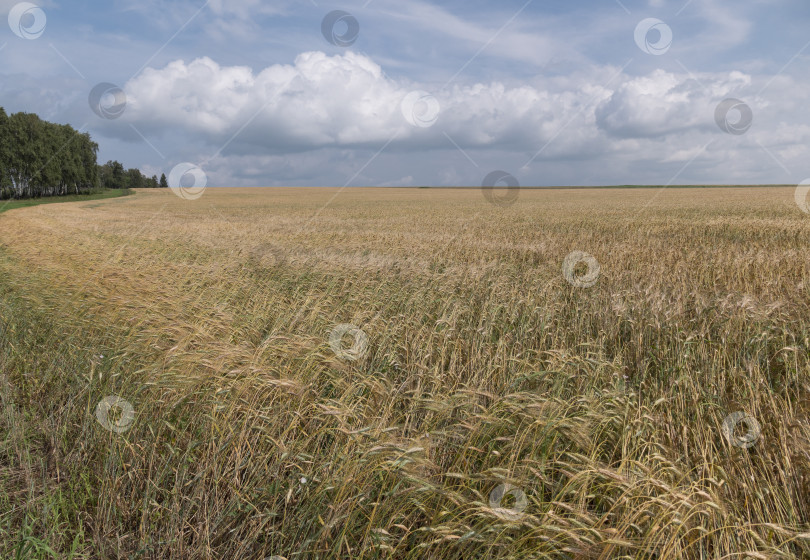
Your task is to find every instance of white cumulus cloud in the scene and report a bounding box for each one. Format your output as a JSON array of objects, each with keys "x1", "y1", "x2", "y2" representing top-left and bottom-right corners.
[{"x1": 99, "y1": 50, "x2": 810, "y2": 186}]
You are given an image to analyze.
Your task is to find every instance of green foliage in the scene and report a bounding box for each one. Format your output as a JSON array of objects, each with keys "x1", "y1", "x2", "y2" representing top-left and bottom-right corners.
[
  {"x1": 97, "y1": 160, "x2": 124, "y2": 190},
  {"x1": 0, "y1": 106, "x2": 162, "y2": 200},
  {"x1": 0, "y1": 109, "x2": 100, "y2": 199},
  {"x1": 0, "y1": 108, "x2": 9, "y2": 192},
  {"x1": 98, "y1": 160, "x2": 162, "y2": 190}
]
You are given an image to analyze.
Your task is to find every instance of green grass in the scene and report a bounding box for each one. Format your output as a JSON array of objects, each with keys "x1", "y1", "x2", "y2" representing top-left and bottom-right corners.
[{"x1": 0, "y1": 189, "x2": 133, "y2": 214}]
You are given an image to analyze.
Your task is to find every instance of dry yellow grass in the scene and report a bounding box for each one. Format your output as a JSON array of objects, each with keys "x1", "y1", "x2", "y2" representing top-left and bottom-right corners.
[{"x1": 1, "y1": 186, "x2": 809, "y2": 559}]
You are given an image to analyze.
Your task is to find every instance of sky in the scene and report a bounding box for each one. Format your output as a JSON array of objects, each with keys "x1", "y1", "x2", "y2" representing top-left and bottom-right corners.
[{"x1": 0, "y1": 0, "x2": 809, "y2": 187}]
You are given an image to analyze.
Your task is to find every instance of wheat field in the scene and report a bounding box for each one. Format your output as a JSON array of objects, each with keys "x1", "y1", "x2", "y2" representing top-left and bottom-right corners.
[{"x1": 1, "y1": 186, "x2": 810, "y2": 559}]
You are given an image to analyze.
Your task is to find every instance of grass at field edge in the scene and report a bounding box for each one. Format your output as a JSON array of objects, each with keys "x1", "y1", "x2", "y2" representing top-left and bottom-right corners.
[{"x1": 0, "y1": 188, "x2": 134, "y2": 214}]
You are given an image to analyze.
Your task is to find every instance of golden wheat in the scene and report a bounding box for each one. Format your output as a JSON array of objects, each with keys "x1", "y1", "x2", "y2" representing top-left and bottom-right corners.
[{"x1": 0, "y1": 186, "x2": 809, "y2": 559}]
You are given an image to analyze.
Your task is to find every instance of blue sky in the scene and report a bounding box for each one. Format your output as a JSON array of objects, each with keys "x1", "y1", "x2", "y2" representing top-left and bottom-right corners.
[{"x1": 1, "y1": 0, "x2": 809, "y2": 186}]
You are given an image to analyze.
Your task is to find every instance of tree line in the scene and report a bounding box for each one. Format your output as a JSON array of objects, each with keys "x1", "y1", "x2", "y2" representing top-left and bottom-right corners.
[
  {"x1": 0, "y1": 107, "x2": 166, "y2": 200},
  {"x1": 98, "y1": 160, "x2": 167, "y2": 191}
]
